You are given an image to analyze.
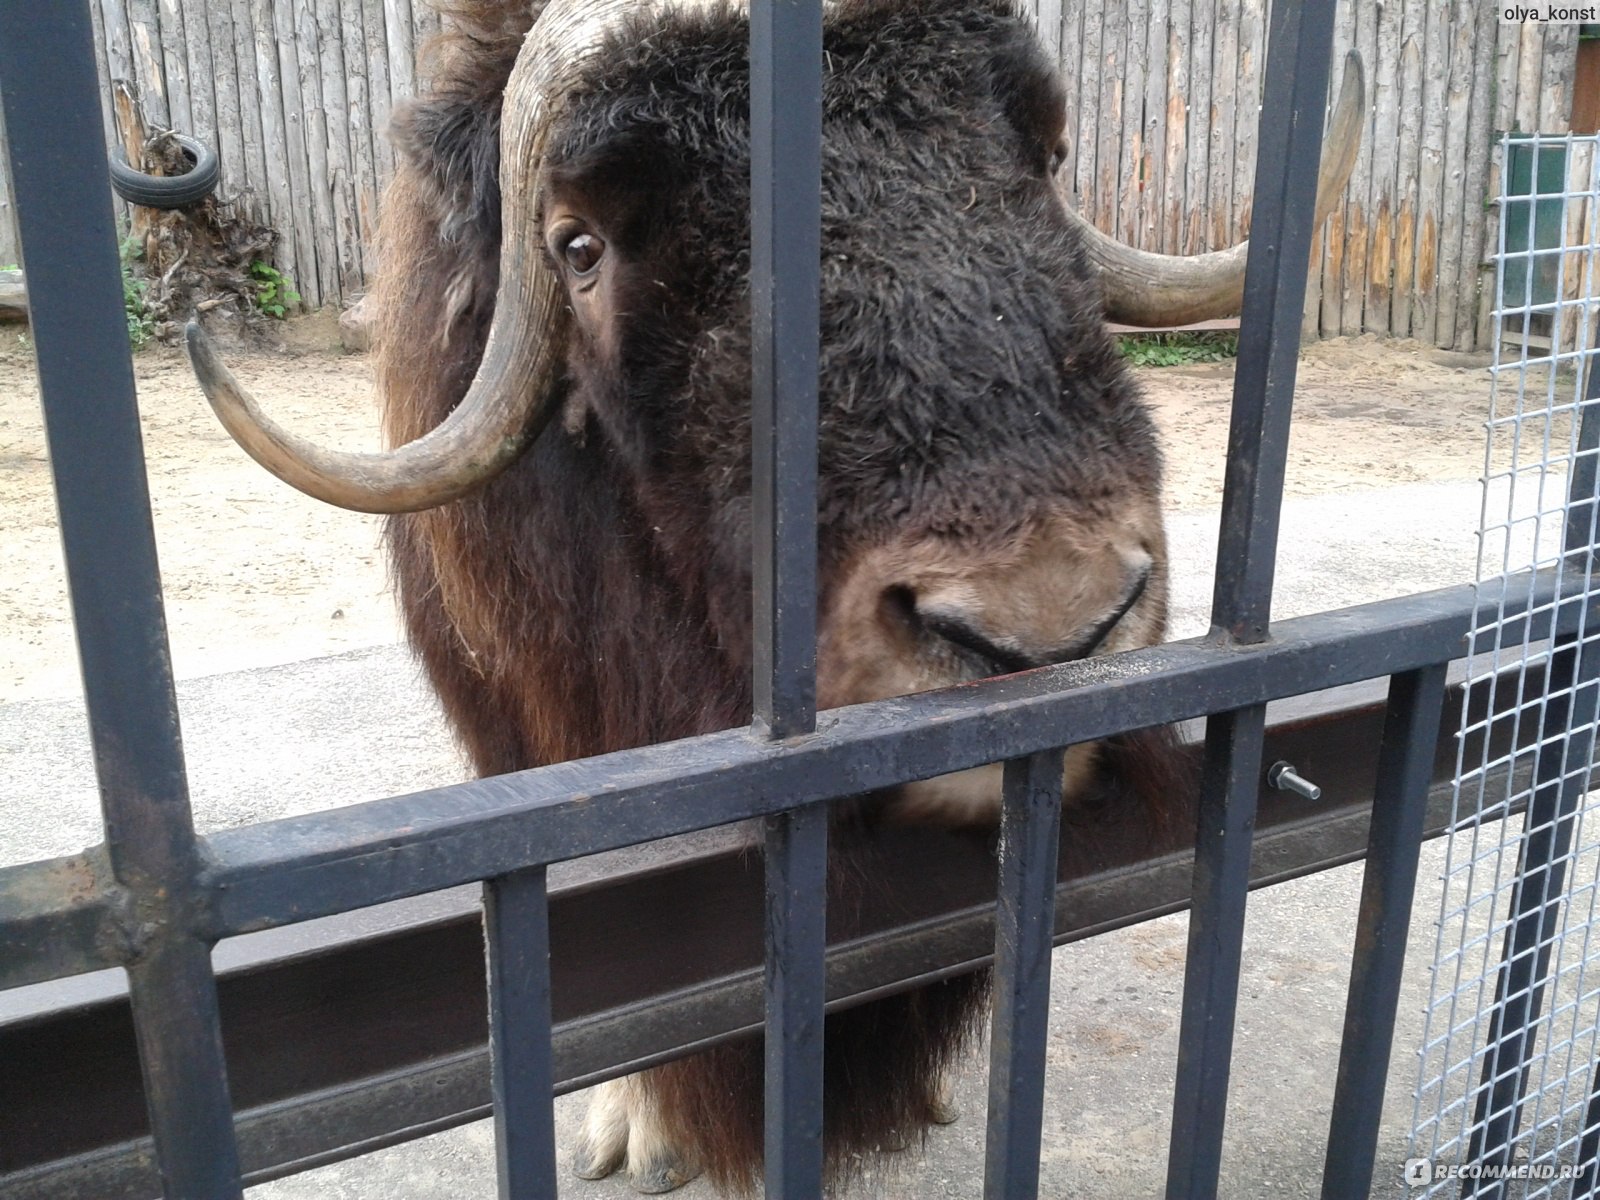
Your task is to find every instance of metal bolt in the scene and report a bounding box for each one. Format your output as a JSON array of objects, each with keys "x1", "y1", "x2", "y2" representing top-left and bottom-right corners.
[{"x1": 1267, "y1": 760, "x2": 1322, "y2": 801}]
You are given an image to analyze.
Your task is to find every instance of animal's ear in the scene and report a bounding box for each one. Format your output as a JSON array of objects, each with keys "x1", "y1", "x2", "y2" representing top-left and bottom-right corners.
[
  {"x1": 989, "y1": 32, "x2": 1069, "y2": 177},
  {"x1": 391, "y1": 89, "x2": 505, "y2": 244}
]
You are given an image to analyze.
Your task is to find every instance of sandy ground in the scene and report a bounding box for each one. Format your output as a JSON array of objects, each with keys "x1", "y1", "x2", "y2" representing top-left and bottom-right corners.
[{"x1": 0, "y1": 329, "x2": 1509, "y2": 703}]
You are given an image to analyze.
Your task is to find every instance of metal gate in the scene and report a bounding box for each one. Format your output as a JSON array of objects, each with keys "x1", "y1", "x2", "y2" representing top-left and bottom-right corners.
[{"x1": 0, "y1": 1, "x2": 1590, "y2": 1198}]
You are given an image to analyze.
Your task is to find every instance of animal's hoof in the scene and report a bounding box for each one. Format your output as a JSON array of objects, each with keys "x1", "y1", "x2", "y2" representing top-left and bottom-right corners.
[
  {"x1": 572, "y1": 1135, "x2": 625, "y2": 1180},
  {"x1": 928, "y1": 1094, "x2": 960, "y2": 1125},
  {"x1": 630, "y1": 1154, "x2": 700, "y2": 1193}
]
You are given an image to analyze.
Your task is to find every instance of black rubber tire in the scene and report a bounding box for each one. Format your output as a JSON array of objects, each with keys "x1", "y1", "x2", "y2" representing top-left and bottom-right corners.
[{"x1": 109, "y1": 133, "x2": 219, "y2": 208}]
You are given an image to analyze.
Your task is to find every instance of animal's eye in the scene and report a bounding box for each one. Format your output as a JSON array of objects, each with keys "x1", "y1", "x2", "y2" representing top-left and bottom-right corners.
[
  {"x1": 563, "y1": 232, "x2": 606, "y2": 276},
  {"x1": 1048, "y1": 139, "x2": 1067, "y2": 176}
]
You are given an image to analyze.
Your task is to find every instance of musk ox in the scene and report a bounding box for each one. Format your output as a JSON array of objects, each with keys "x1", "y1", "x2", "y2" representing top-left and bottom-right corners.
[{"x1": 187, "y1": 0, "x2": 1361, "y2": 1190}]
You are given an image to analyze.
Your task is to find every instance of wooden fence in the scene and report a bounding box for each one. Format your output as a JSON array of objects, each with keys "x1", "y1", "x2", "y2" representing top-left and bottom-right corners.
[
  {"x1": 0, "y1": 2, "x2": 1589, "y2": 350},
  {"x1": 0, "y1": 0, "x2": 443, "y2": 311},
  {"x1": 1029, "y1": 0, "x2": 1586, "y2": 350}
]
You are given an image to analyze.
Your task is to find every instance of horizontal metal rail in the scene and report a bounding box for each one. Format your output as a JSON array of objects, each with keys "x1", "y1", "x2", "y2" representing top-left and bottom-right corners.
[
  {"x1": 0, "y1": 569, "x2": 1583, "y2": 1000},
  {"x1": 0, "y1": 656, "x2": 1551, "y2": 1197},
  {"x1": 188, "y1": 578, "x2": 1560, "y2": 930}
]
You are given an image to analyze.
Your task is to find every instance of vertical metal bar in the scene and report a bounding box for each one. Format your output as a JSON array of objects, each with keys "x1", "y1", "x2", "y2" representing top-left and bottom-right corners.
[
  {"x1": 124, "y1": 940, "x2": 242, "y2": 1195},
  {"x1": 983, "y1": 750, "x2": 1067, "y2": 1200},
  {"x1": 763, "y1": 801, "x2": 828, "y2": 1199},
  {"x1": 1208, "y1": 0, "x2": 1337, "y2": 646},
  {"x1": 1165, "y1": 704, "x2": 1268, "y2": 1200},
  {"x1": 750, "y1": 1, "x2": 825, "y2": 1196},
  {"x1": 0, "y1": 3, "x2": 243, "y2": 1197},
  {"x1": 1166, "y1": 3, "x2": 1335, "y2": 1198},
  {"x1": 1320, "y1": 664, "x2": 1450, "y2": 1199},
  {"x1": 1465, "y1": 346, "x2": 1600, "y2": 1198},
  {"x1": 749, "y1": 0, "x2": 821, "y2": 740},
  {"x1": 484, "y1": 867, "x2": 558, "y2": 1200}
]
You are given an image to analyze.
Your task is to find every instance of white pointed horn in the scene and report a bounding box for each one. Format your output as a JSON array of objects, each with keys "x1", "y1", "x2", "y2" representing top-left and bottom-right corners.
[{"x1": 188, "y1": 0, "x2": 733, "y2": 513}]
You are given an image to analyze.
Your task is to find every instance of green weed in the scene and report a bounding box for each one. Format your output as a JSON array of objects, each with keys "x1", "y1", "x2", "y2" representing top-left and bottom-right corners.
[
  {"x1": 249, "y1": 260, "x2": 301, "y2": 318},
  {"x1": 1117, "y1": 331, "x2": 1239, "y2": 368},
  {"x1": 119, "y1": 237, "x2": 155, "y2": 349}
]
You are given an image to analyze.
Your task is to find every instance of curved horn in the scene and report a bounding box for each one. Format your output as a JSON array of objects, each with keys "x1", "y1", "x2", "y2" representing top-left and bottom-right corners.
[
  {"x1": 1071, "y1": 50, "x2": 1366, "y2": 328},
  {"x1": 188, "y1": 0, "x2": 715, "y2": 514}
]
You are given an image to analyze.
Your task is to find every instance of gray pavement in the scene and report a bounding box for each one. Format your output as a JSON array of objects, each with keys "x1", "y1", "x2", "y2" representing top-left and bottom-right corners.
[{"x1": 0, "y1": 480, "x2": 1527, "y2": 1197}]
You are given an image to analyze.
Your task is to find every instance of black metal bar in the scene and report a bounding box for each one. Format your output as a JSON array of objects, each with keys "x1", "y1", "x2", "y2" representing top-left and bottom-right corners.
[
  {"x1": 123, "y1": 938, "x2": 241, "y2": 1199},
  {"x1": 1165, "y1": 704, "x2": 1267, "y2": 1200},
  {"x1": 483, "y1": 868, "x2": 558, "y2": 1200},
  {"x1": 7, "y1": 573, "x2": 1571, "y2": 989},
  {"x1": 983, "y1": 750, "x2": 1067, "y2": 1200},
  {"x1": 1468, "y1": 345, "x2": 1600, "y2": 1197},
  {"x1": 1208, "y1": 0, "x2": 1338, "y2": 645},
  {"x1": 750, "y1": 0, "x2": 825, "y2": 1193},
  {"x1": 0, "y1": 3, "x2": 242, "y2": 1196},
  {"x1": 191, "y1": 581, "x2": 1487, "y2": 939},
  {"x1": 1166, "y1": 0, "x2": 1337, "y2": 1193},
  {"x1": 762, "y1": 803, "x2": 828, "y2": 1198},
  {"x1": 3, "y1": 572, "x2": 1575, "y2": 996},
  {"x1": 748, "y1": 0, "x2": 821, "y2": 740},
  {"x1": 1319, "y1": 663, "x2": 1450, "y2": 1199},
  {"x1": 18, "y1": 612, "x2": 1559, "y2": 1003}
]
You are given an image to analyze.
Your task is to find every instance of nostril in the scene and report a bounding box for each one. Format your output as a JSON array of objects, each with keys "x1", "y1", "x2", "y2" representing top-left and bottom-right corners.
[
  {"x1": 911, "y1": 604, "x2": 1035, "y2": 676},
  {"x1": 880, "y1": 585, "x2": 1029, "y2": 674},
  {"x1": 881, "y1": 584, "x2": 920, "y2": 632}
]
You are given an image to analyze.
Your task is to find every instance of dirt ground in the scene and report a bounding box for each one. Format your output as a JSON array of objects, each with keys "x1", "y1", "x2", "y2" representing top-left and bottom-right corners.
[{"x1": 0, "y1": 326, "x2": 1509, "y2": 702}]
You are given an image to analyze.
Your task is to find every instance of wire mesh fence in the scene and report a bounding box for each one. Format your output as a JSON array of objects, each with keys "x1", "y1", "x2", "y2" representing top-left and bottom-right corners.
[{"x1": 1408, "y1": 131, "x2": 1600, "y2": 1197}]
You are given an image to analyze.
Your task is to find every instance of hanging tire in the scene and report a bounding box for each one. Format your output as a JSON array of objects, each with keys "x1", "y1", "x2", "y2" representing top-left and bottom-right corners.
[{"x1": 109, "y1": 133, "x2": 219, "y2": 209}]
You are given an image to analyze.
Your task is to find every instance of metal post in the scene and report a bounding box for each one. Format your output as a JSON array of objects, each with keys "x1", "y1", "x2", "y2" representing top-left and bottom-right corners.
[
  {"x1": 1320, "y1": 664, "x2": 1450, "y2": 1199},
  {"x1": 484, "y1": 867, "x2": 558, "y2": 1199},
  {"x1": 1166, "y1": 704, "x2": 1268, "y2": 1199},
  {"x1": 0, "y1": 2, "x2": 243, "y2": 1195},
  {"x1": 750, "y1": 0, "x2": 826, "y2": 1195},
  {"x1": 1166, "y1": 1, "x2": 1337, "y2": 1196},
  {"x1": 983, "y1": 750, "x2": 1068, "y2": 1200}
]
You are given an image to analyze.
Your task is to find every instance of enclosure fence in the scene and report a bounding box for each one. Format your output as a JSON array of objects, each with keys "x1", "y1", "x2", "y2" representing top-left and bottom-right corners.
[
  {"x1": 1408, "y1": 132, "x2": 1600, "y2": 1197},
  {"x1": 4, "y1": 1, "x2": 1600, "y2": 1199}
]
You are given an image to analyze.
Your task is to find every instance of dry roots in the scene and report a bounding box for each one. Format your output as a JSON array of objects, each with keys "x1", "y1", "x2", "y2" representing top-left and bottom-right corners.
[{"x1": 124, "y1": 130, "x2": 282, "y2": 346}]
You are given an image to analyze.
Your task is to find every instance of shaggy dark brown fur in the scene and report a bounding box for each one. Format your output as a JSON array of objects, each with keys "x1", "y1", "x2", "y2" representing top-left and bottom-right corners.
[{"x1": 373, "y1": 0, "x2": 1186, "y2": 1191}]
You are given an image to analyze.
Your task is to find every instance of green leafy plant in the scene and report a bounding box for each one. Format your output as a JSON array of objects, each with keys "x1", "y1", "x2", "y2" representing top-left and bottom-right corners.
[
  {"x1": 119, "y1": 236, "x2": 155, "y2": 349},
  {"x1": 1117, "y1": 330, "x2": 1239, "y2": 368},
  {"x1": 249, "y1": 260, "x2": 301, "y2": 318}
]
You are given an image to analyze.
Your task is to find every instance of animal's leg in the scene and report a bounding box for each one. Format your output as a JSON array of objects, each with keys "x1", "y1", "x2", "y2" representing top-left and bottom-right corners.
[
  {"x1": 572, "y1": 1075, "x2": 701, "y2": 1194},
  {"x1": 620, "y1": 1074, "x2": 701, "y2": 1193},
  {"x1": 572, "y1": 1078, "x2": 630, "y2": 1180},
  {"x1": 878, "y1": 1072, "x2": 962, "y2": 1152}
]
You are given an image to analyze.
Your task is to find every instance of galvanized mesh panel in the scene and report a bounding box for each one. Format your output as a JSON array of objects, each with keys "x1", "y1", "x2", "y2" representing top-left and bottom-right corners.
[{"x1": 1408, "y1": 132, "x2": 1600, "y2": 1196}]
